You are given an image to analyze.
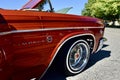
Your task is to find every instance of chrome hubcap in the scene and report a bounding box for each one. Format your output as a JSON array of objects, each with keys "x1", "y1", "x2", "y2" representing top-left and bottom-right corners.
[{"x1": 68, "y1": 41, "x2": 89, "y2": 72}]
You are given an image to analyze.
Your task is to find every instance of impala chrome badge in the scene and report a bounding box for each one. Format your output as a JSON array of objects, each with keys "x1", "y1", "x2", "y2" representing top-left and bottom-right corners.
[{"x1": 46, "y1": 36, "x2": 53, "y2": 43}]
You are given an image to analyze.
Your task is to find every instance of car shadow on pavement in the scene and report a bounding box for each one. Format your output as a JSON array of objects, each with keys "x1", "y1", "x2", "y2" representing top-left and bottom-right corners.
[
  {"x1": 40, "y1": 66, "x2": 67, "y2": 80},
  {"x1": 41, "y1": 44, "x2": 111, "y2": 80},
  {"x1": 85, "y1": 44, "x2": 111, "y2": 70}
]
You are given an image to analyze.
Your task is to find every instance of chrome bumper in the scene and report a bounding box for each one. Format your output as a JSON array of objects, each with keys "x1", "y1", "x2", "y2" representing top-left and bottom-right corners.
[{"x1": 96, "y1": 38, "x2": 104, "y2": 53}]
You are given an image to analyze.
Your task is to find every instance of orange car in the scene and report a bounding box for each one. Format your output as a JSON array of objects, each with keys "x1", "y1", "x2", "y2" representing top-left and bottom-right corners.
[{"x1": 0, "y1": 0, "x2": 105, "y2": 80}]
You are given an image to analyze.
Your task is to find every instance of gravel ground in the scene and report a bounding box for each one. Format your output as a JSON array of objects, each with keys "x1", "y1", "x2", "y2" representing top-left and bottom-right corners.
[{"x1": 41, "y1": 28, "x2": 120, "y2": 80}]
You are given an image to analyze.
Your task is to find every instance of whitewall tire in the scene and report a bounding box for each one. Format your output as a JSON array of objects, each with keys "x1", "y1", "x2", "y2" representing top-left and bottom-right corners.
[{"x1": 65, "y1": 40, "x2": 90, "y2": 75}]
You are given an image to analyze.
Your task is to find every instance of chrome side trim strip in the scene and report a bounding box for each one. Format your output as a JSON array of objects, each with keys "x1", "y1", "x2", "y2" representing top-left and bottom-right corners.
[
  {"x1": 0, "y1": 26, "x2": 103, "y2": 36},
  {"x1": 39, "y1": 34, "x2": 96, "y2": 79}
]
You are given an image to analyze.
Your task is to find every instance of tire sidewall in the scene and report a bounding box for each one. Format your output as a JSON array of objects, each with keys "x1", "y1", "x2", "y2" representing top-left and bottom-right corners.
[{"x1": 65, "y1": 40, "x2": 90, "y2": 75}]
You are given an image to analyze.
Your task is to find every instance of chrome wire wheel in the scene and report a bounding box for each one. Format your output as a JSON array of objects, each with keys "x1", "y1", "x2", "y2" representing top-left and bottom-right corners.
[{"x1": 66, "y1": 40, "x2": 90, "y2": 74}]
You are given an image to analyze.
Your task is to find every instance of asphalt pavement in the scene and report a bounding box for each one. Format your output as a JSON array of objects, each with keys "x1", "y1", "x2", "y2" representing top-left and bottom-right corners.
[{"x1": 41, "y1": 28, "x2": 120, "y2": 80}]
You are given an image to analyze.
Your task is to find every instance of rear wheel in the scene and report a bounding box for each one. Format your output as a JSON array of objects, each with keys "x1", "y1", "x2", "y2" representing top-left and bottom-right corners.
[{"x1": 63, "y1": 40, "x2": 90, "y2": 75}]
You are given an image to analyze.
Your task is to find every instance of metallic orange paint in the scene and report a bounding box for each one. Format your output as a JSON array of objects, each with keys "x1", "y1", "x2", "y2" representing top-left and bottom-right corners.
[{"x1": 0, "y1": 8, "x2": 104, "y2": 80}]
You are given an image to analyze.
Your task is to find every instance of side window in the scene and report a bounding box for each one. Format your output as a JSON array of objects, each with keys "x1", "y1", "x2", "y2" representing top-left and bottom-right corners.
[
  {"x1": 21, "y1": 0, "x2": 54, "y2": 12},
  {"x1": 36, "y1": 0, "x2": 54, "y2": 12}
]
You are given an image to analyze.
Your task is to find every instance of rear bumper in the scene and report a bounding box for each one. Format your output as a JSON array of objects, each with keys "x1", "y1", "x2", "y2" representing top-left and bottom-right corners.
[{"x1": 96, "y1": 38, "x2": 104, "y2": 53}]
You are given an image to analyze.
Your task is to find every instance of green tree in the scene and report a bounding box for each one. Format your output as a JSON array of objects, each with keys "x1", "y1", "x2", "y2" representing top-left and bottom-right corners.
[
  {"x1": 82, "y1": 0, "x2": 96, "y2": 16},
  {"x1": 82, "y1": 0, "x2": 120, "y2": 25}
]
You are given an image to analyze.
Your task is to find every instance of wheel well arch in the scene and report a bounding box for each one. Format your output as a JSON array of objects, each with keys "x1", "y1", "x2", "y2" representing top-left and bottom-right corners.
[
  {"x1": 52, "y1": 34, "x2": 95, "y2": 65},
  {"x1": 57, "y1": 34, "x2": 95, "y2": 55}
]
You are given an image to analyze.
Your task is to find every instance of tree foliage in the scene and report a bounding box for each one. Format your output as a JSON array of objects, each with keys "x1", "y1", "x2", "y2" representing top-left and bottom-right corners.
[{"x1": 82, "y1": 0, "x2": 120, "y2": 21}]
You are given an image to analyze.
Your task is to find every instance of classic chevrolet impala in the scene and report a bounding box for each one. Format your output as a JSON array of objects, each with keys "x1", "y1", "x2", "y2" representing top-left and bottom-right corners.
[{"x1": 0, "y1": 0, "x2": 105, "y2": 80}]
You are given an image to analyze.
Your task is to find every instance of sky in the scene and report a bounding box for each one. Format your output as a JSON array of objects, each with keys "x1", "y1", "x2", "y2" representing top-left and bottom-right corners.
[{"x1": 0, "y1": 0, "x2": 88, "y2": 15}]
